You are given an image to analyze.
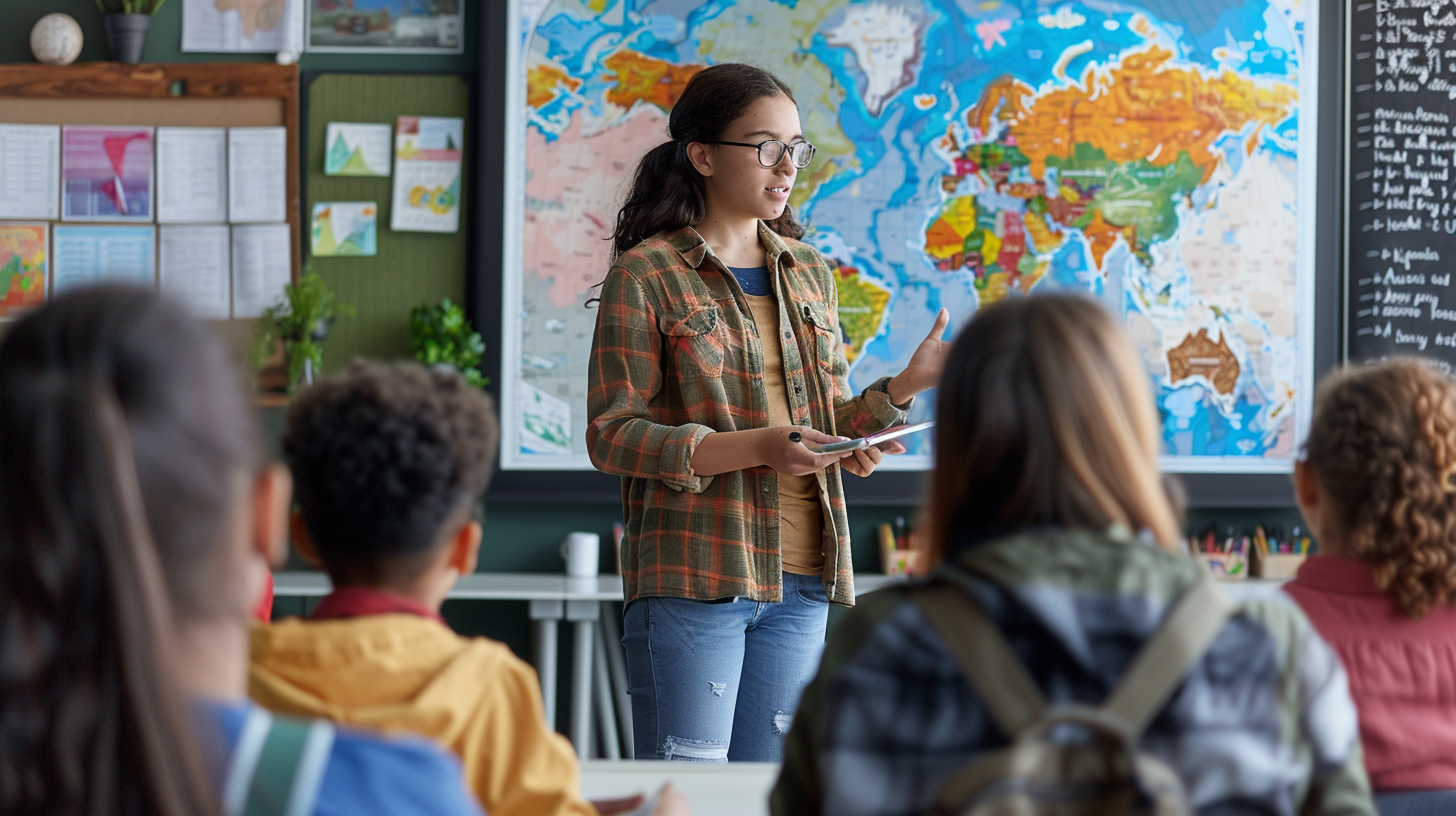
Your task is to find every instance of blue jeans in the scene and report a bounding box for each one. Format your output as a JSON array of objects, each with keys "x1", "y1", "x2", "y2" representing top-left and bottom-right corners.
[{"x1": 621, "y1": 572, "x2": 829, "y2": 762}]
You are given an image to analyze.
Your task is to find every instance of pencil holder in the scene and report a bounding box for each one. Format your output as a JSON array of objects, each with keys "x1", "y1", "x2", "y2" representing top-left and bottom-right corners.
[
  {"x1": 1253, "y1": 550, "x2": 1305, "y2": 579},
  {"x1": 1201, "y1": 552, "x2": 1248, "y2": 581}
]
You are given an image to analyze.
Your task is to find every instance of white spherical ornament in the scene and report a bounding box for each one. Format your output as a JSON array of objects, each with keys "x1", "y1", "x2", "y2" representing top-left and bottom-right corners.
[{"x1": 30, "y1": 14, "x2": 84, "y2": 67}]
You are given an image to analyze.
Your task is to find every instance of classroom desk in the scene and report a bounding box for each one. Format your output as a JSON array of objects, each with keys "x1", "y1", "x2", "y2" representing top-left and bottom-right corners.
[
  {"x1": 580, "y1": 760, "x2": 778, "y2": 816},
  {"x1": 271, "y1": 571, "x2": 910, "y2": 759}
]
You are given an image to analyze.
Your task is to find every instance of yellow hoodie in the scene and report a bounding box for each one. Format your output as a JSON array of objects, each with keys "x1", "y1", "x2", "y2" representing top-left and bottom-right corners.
[{"x1": 250, "y1": 614, "x2": 596, "y2": 816}]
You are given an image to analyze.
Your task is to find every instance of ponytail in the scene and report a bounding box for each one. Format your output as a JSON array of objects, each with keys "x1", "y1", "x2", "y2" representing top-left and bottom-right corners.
[
  {"x1": 603, "y1": 63, "x2": 808, "y2": 270},
  {"x1": 0, "y1": 284, "x2": 254, "y2": 816},
  {"x1": 611, "y1": 140, "x2": 705, "y2": 259},
  {"x1": 0, "y1": 378, "x2": 220, "y2": 816}
]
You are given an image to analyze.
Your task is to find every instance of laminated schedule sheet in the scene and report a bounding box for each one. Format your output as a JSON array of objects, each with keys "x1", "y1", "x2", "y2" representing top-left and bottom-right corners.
[
  {"x1": 160, "y1": 225, "x2": 230, "y2": 319},
  {"x1": 53, "y1": 225, "x2": 156, "y2": 292},
  {"x1": 231, "y1": 223, "x2": 290, "y2": 318},
  {"x1": 0, "y1": 125, "x2": 60, "y2": 220},
  {"x1": 228, "y1": 127, "x2": 287, "y2": 224},
  {"x1": 158, "y1": 128, "x2": 228, "y2": 224}
]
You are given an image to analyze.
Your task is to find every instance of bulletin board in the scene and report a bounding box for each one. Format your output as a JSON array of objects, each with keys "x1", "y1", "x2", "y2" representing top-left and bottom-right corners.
[
  {"x1": 0, "y1": 62, "x2": 303, "y2": 281},
  {"x1": 300, "y1": 72, "x2": 472, "y2": 373}
]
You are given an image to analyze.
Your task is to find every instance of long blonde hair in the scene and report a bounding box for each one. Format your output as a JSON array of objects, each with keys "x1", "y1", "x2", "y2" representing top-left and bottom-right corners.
[{"x1": 920, "y1": 293, "x2": 1179, "y2": 565}]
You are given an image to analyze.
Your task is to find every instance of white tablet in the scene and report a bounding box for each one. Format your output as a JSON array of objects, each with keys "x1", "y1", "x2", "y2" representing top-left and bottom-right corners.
[{"x1": 807, "y1": 420, "x2": 935, "y2": 454}]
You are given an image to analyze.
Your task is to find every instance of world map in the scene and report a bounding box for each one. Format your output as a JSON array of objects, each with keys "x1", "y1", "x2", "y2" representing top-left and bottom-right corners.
[{"x1": 502, "y1": 0, "x2": 1315, "y2": 472}]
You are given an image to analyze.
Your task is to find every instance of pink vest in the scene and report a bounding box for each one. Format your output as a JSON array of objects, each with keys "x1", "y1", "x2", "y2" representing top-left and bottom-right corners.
[{"x1": 1285, "y1": 556, "x2": 1456, "y2": 791}]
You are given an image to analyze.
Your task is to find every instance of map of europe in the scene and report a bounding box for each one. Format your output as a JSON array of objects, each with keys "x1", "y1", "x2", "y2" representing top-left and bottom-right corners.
[{"x1": 503, "y1": 0, "x2": 1314, "y2": 471}]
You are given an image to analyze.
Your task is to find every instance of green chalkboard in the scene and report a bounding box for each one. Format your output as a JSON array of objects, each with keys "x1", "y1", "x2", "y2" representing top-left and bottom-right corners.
[{"x1": 303, "y1": 73, "x2": 470, "y2": 372}]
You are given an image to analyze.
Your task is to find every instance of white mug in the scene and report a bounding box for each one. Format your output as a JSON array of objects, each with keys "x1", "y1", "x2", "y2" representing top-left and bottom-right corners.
[{"x1": 560, "y1": 532, "x2": 600, "y2": 578}]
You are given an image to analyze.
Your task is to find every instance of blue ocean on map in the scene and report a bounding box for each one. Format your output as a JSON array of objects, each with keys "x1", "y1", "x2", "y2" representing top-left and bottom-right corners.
[{"x1": 508, "y1": 0, "x2": 1311, "y2": 470}]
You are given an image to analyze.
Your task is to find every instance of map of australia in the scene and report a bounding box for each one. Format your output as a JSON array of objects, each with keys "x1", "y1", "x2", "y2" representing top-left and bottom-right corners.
[{"x1": 505, "y1": 0, "x2": 1314, "y2": 471}]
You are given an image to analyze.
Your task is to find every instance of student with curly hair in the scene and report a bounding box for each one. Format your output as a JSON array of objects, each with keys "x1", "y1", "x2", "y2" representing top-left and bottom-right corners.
[
  {"x1": 250, "y1": 361, "x2": 685, "y2": 816},
  {"x1": 1286, "y1": 359, "x2": 1456, "y2": 805}
]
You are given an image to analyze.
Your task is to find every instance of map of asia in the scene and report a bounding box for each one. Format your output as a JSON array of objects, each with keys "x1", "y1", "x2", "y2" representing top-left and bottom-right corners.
[{"x1": 502, "y1": 0, "x2": 1316, "y2": 472}]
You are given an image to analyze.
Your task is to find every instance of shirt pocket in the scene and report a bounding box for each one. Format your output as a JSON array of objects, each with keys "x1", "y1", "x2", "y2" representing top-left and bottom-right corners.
[
  {"x1": 659, "y1": 305, "x2": 725, "y2": 380},
  {"x1": 802, "y1": 301, "x2": 840, "y2": 392}
]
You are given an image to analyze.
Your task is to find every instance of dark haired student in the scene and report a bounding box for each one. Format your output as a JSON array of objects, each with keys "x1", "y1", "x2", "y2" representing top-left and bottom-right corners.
[
  {"x1": 0, "y1": 286, "x2": 483, "y2": 816},
  {"x1": 586, "y1": 62, "x2": 950, "y2": 763}
]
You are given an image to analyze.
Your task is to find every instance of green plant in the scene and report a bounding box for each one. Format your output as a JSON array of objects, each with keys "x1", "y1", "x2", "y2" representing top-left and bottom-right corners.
[
  {"x1": 410, "y1": 298, "x2": 488, "y2": 388},
  {"x1": 250, "y1": 271, "x2": 353, "y2": 390},
  {"x1": 95, "y1": 0, "x2": 167, "y2": 13}
]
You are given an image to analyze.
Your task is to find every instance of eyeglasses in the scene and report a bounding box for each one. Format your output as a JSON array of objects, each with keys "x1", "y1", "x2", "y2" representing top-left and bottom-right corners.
[{"x1": 706, "y1": 139, "x2": 817, "y2": 169}]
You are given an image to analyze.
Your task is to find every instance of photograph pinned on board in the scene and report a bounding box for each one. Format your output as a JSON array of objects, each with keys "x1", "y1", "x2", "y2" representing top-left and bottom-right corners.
[
  {"x1": 0, "y1": 223, "x2": 49, "y2": 319},
  {"x1": 61, "y1": 127, "x2": 154, "y2": 223},
  {"x1": 390, "y1": 116, "x2": 462, "y2": 233},
  {"x1": 307, "y1": 0, "x2": 462, "y2": 53},
  {"x1": 325, "y1": 122, "x2": 393, "y2": 176},
  {"x1": 312, "y1": 202, "x2": 378, "y2": 256}
]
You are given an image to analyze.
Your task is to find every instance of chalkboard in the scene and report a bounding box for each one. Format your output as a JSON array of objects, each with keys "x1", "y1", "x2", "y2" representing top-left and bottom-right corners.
[{"x1": 1346, "y1": 0, "x2": 1456, "y2": 371}]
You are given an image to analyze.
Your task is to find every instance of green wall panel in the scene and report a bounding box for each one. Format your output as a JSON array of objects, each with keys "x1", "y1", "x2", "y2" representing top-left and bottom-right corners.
[{"x1": 304, "y1": 73, "x2": 470, "y2": 372}]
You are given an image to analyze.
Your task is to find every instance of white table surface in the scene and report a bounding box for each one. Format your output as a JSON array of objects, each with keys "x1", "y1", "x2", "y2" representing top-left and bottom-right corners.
[
  {"x1": 579, "y1": 760, "x2": 779, "y2": 816},
  {"x1": 271, "y1": 571, "x2": 909, "y2": 600}
]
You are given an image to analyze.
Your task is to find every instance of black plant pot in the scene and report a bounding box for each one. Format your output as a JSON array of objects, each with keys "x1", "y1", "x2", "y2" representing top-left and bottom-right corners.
[{"x1": 102, "y1": 13, "x2": 150, "y2": 65}]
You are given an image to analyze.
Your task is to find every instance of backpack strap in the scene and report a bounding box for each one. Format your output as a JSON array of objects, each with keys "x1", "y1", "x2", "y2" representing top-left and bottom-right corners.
[
  {"x1": 1101, "y1": 577, "x2": 1238, "y2": 736},
  {"x1": 223, "y1": 707, "x2": 337, "y2": 816},
  {"x1": 913, "y1": 581, "x2": 1048, "y2": 737}
]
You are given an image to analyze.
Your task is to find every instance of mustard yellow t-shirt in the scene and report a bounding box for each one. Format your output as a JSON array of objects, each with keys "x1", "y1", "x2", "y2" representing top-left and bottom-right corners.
[{"x1": 744, "y1": 292, "x2": 826, "y2": 575}]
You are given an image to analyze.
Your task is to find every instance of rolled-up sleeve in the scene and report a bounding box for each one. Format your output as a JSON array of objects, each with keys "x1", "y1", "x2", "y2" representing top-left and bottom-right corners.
[{"x1": 586, "y1": 267, "x2": 716, "y2": 493}]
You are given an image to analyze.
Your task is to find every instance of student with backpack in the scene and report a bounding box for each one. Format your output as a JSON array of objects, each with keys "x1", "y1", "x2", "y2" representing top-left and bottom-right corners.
[
  {"x1": 1285, "y1": 359, "x2": 1456, "y2": 814},
  {"x1": 771, "y1": 293, "x2": 1377, "y2": 815},
  {"x1": 0, "y1": 285, "x2": 484, "y2": 816}
]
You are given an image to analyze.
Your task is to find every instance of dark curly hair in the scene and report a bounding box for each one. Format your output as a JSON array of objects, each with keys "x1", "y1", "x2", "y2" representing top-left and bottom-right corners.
[
  {"x1": 1304, "y1": 358, "x2": 1456, "y2": 618},
  {"x1": 283, "y1": 360, "x2": 499, "y2": 584}
]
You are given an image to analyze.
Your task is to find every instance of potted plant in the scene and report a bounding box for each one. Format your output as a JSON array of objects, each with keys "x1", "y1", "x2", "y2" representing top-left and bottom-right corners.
[
  {"x1": 410, "y1": 297, "x2": 488, "y2": 387},
  {"x1": 251, "y1": 270, "x2": 353, "y2": 393},
  {"x1": 94, "y1": 0, "x2": 166, "y2": 65}
]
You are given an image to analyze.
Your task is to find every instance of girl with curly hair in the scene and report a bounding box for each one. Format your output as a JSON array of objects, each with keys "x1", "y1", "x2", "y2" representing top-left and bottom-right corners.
[{"x1": 1286, "y1": 358, "x2": 1456, "y2": 803}]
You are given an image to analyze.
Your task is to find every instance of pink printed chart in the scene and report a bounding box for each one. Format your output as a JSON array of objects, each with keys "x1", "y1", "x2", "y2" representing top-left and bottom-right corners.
[{"x1": 62, "y1": 127, "x2": 154, "y2": 222}]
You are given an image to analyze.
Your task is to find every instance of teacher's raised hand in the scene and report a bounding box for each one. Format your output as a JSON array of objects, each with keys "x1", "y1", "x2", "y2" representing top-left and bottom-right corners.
[{"x1": 887, "y1": 308, "x2": 951, "y2": 406}]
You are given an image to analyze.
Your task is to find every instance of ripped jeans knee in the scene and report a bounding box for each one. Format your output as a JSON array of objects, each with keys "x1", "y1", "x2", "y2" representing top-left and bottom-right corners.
[{"x1": 661, "y1": 735, "x2": 729, "y2": 763}]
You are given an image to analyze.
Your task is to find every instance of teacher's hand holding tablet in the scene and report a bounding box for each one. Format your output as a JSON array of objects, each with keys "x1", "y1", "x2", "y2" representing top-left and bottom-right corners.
[{"x1": 762, "y1": 426, "x2": 854, "y2": 476}]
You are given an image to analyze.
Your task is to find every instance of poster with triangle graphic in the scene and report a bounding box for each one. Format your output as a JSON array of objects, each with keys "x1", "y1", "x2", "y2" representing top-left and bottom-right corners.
[
  {"x1": 61, "y1": 126, "x2": 153, "y2": 223},
  {"x1": 311, "y1": 202, "x2": 377, "y2": 257},
  {"x1": 324, "y1": 122, "x2": 392, "y2": 177}
]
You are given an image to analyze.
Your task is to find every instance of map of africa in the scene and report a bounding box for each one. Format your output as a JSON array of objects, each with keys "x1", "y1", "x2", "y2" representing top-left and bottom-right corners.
[{"x1": 502, "y1": 0, "x2": 1316, "y2": 472}]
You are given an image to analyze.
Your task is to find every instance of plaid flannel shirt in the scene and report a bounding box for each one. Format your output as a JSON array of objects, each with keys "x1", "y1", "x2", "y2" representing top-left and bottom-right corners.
[{"x1": 586, "y1": 223, "x2": 909, "y2": 607}]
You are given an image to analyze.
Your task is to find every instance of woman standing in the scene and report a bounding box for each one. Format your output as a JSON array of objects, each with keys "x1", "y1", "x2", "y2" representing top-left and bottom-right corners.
[{"x1": 586, "y1": 63, "x2": 948, "y2": 762}]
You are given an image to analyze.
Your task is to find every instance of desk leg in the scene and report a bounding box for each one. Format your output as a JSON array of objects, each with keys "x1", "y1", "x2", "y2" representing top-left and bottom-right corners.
[
  {"x1": 566, "y1": 599, "x2": 600, "y2": 760},
  {"x1": 529, "y1": 599, "x2": 564, "y2": 731},
  {"x1": 591, "y1": 629, "x2": 620, "y2": 760},
  {"x1": 599, "y1": 601, "x2": 634, "y2": 759},
  {"x1": 571, "y1": 620, "x2": 594, "y2": 759}
]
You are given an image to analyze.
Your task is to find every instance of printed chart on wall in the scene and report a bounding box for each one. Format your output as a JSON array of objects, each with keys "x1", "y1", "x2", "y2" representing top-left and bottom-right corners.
[{"x1": 501, "y1": 0, "x2": 1319, "y2": 471}]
